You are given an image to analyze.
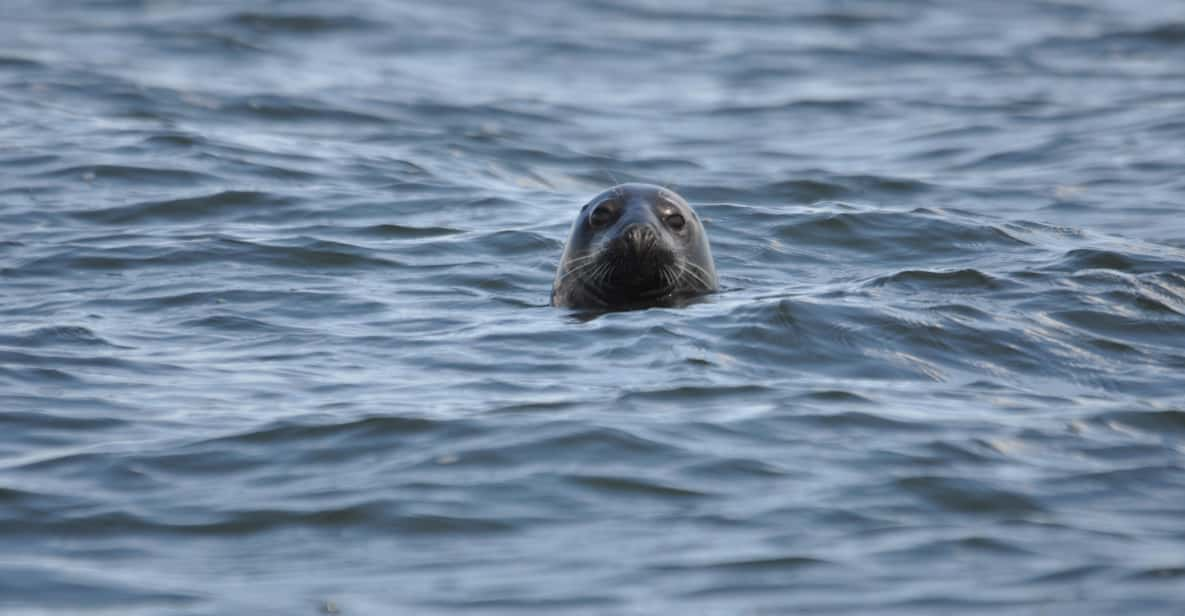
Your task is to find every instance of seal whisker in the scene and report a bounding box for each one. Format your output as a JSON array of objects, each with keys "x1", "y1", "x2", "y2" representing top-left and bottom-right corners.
[
  {"x1": 677, "y1": 261, "x2": 712, "y2": 290},
  {"x1": 681, "y1": 260, "x2": 715, "y2": 288},
  {"x1": 563, "y1": 251, "x2": 602, "y2": 268},
  {"x1": 661, "y1": 264, "x2": 679, "y2": 290},
  {"x1": 557, "y1": 249, "x2": 609, "y2": 282},
  {"x1": 584, "y1": 261, "x2": 611, "y2": 287},
  {"x1": 596, "y1": 262, "x2": 615, "y2": 285},
  {"x1": 565, "y1": 253, "x2": 601, "y2": 268},
  {"x1": 557, "y1": 260, "x2": 599, "y2": 282},
  {"x1": 682, "y1": 258, "x2": 712, "y2": 277}
]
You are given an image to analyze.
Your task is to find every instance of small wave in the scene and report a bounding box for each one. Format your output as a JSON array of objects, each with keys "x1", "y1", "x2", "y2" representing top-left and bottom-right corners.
[
  {"x1": 708, "y1": 98, "x2": 872, "y2": 117},
  {"x1": 795, "y1": 389, "x2": 874, "y2": 403},
  {"x1": 1059, "y1": 464, "x2": 1183, "y2": 496},
  {"x1": 0, "y1": 325, "x2": 125, "y2": 349},
  {"x1": 1093, "y1": 409, "x2": 1185, "y2": 436},
  {"x1": 1048, "y1": 248, "x2": 1185, "y2": 275},
  {"x1": 0, "y1": 349, "x2": 179, "y2": 377},
  {"x1": 897, "y1": 475, "x2": 1045, "y2": 515},
  {"x1": 786, "y1": 411, "x2": 935, "y2": 433},
  {"x1": 225, "y1": 96, "x2": 391, "y2": 125},
  {"x1": 353, "y1": 223, "x2": 461, "y2": 239},
  {"x1": 1126, "y1": 566, "x2": 1185, "y2": 581},
  {"x1": 176, "y1": 314, "x2": 297, "y2": 333},
  {"x1": 1026, "y1": 23, "x2": 1185, "y2": 77},
  {"x1": 0, "y1": 55, "x2": 43, "y2": 69},
  {"x1": 758, "y1": 172, "x2": 933, "y2": 202},
  {"x1": 568, "y1": 474, "x2": 708, "y2": 499},
  {"x1": 73, "y1": 190, "x2": 293, "y2": 225},
  {"x1": 868, "y1": 268, "x2": 1008, "y2": 291},
  {"x1": 206, "y1": 415, "x2": 450, "y2": 444},
  {"x1": 14, "y1": 236, "x2": 400, "y2": 275},
  {"x1": 655, "y1": 554, "x2": 828, "y2": 573},
  {"x1": 773, "y1": 209, "x2": 1029, "y2": 260},
  {"x1": 139, "y1": 133, "x2": 205, "y2": 149},
  {"x1": 618, "y1": 384, "x2": 774, "y2": 405},
  {"x1": 0, "y1": 497, "x2": 514, "y2": 537},
  {"x1": 0, "y1": 563, "x2": 199, "y2": 609},
  {"x1": 36, "y1": 164, "x2": 215, "y2": 186},
  {"x1": 1045, "y1": 309, "x2": 1185, "y2": 347},
  {"x1": 678, "y1": 456, "x2": 789, "y2": 480},
  {"x1": 0, "y1": 153, "x2": 59, "y2": 170},
  {"x1": 472, "y1": 229, "x2": 559, "y2": 257},
  {"x1": 226, "y1": 12, "x2": 379, "y2": 34},
  {"x1": 0, "y1": 409, "x2": 128, "y2": 432}
]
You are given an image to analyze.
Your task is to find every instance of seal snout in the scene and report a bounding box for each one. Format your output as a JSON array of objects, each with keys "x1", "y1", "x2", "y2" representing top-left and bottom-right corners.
[
  {"x1": 621, "y1": 223, "x2": 658, "y2": 254},
  {"x1": 608, "y1": 222, "x2": 671, "y2": 290}
]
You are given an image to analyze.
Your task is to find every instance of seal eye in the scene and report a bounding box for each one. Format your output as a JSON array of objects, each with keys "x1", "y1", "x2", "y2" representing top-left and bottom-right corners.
[
  {"x1": 589, "y1": 202, "x2": 618, "y2": 228},
  {"x1": 665, "y1": 213, "x2": 686, "y2": 231}
]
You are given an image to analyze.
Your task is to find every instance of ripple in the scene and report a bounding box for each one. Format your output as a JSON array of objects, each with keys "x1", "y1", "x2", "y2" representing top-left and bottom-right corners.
[
  {"x1": 0, "y1": 153, "x2": 60, "y2": 169},
  {"x1": 0, "y1": 55, "x2": 43, "y2": 69},
  {"x1": 1095, "y1": 409, "x2": 1185, "y2": 436},
  {"x1": 789, "y1": 411, "x2": 935, "y2": 433},
  {"x1": 897, "y1": 476, "x2": 1045, "y2": 515},
  {"x1": 473, "y1": 229, "x2": 558, "y2": 257},
  {"x1": 1028, "y1": 23, "x2": 1185, "y2": 77},
  {"x1": 868, "y1": 268, "x2": 1008, "y2": 291},
  {"x1": 0, "y1": 349, "x2": 180, "y2": 377},
  {"x1": 0, "y1": 498, "x2": 515, "y2": 537},
  {"x1": 619, "y1": 384, "x2": 774, "y2": 405},
  {"x1": 455, "y1": 424, "x2": 689, "y2": 468},
  {"x1": 225, "y1": 96, "x2": 391, "y2": 125},
  {"x1": 773, "y1": 209, "x2": 1030, "y2": 261},
  {"x1": 73, "y1": 190, "x2": 293, "y2": 225},
  {"x1": 0, "y1": 325, "x2": 124, "y2": 349},
  {"x1": 795, "y1": 389, "x2": 874, "y2": 403},
  {"x1": 1046, "y1": 309, "x2": 1185, "y2": 347},
  {"x1": 225, "y1": 11, "x2": 379, "y2": 34},
  {"x1": 0, "y1": 409, "x2": 128, "y2": 432},
  {"x1": 353, "y1": 223, "x2": 461, "y2": 239},
  {"x1": 1050, "y1": 248, "x2": 1185, "y2": 275},
  {"x1": 36, "y1": 164, "x2": 215, "y2": 186},
  {"x1": 176, "y1": 314, "x2": 297, "y2": 333},
  {"x1": 762, "y1": 175, "x2": 934, "y2": 202},
  {"x1": 0, "y1": 563, "x2": 199, "y2": 609},
  {"x1": 1126, "y1": 566, "x2": 1185, "y2": 581},
  {"x1": 714, "y1": 299, "x2": 936, "y2": 381},
  {"x1": 568, "y1": 474, "x2": 707, "y2": 499},
  {"x1": 195, "y1": 415, "x2": 465, "y2": 456},
  {"x1": 655, "y1": 554, "x2": 828, "y2": 573},
  {"x1": 12, "y1": 235, "x2": 401, "y2": 276}
]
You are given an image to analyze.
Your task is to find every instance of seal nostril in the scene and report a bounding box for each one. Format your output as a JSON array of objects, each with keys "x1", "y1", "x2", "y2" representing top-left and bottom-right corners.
[{"x1": 624, "y1": 224, "x2": 656, "y2": 250}]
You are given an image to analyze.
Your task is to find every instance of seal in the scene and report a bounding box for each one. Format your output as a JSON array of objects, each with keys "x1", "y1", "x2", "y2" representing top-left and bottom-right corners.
[{"x1": 551, "y1": 183, "x2": 718, "y2": 309}]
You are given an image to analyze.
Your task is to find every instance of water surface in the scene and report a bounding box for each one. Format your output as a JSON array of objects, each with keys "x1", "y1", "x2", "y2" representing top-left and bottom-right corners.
[{"x1": 3, "y1": 1, "x2": 1185, "y2": 614}]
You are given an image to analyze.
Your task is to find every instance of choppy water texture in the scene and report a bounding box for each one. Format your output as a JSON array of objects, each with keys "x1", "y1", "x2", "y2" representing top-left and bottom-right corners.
[{"x1": 3, "y1": 1, "x2": 1185, "y2": 614}]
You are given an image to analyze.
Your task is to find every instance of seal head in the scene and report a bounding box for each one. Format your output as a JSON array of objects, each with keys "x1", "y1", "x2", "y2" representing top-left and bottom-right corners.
[{"x1": 551, "y1": 183, "x2": 717, "y2": 309}]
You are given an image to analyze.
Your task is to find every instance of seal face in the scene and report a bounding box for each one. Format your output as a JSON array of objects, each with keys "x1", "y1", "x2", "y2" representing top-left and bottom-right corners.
[{"x1": 551, "y1": 183, "x2": 718, "y2": 309}]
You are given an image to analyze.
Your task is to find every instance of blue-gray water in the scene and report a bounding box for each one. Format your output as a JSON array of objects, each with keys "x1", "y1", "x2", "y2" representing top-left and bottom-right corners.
[{"x1": 3, "y1": 1, "x2": 1185, "y2": 614}]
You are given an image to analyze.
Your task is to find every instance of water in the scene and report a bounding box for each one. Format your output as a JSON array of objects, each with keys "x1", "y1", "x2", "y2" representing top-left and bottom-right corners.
[{"x1": 3, "y1": 0, "x2": 1185, "y2": 613}]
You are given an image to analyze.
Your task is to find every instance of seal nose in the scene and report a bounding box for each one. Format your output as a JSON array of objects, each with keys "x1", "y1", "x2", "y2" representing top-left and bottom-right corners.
[{"x1": 622, "y1": 224, "x2": 657, "y2": 252}]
